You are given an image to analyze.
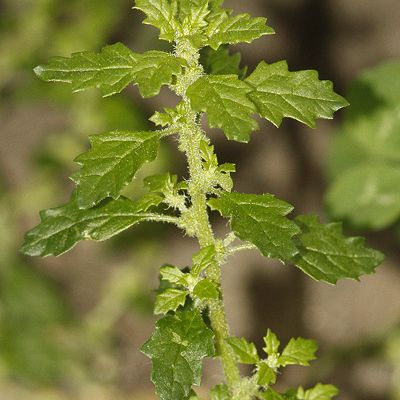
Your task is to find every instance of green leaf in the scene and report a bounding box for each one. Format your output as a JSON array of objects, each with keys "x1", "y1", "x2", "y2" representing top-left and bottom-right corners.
[
  {"x1": 191, "y1": 245, "x2": 216, "y2": 277},
  {"x1": 297, "y1": 384, "x2": 339, "y2": 400},
  {"x1": 187, "y1": 75, "x2": 258, "y2": 142},
  {"x1": 142, "y1": 309, "x2": 215, "y2": 400},
  {"x1": 131, "y1": 50, "x2": 186, "y2": 98},
  {"x1": 206, "y1": 11, "x2": 274, "y2": 50},
  {"x1": 134, "y1": 0, "x2": 181, "y2": 41},
  {"x1": 294, "y1": 215, "x2": 385, "y2": 284},
  {"x1": 34, "y1": 43, "x2": 136, "y2": 97},
  {"x1": 193, "y1": 279, "x2": 219, "y2": 301},
  {"x1": 278, "y1": 337, "x2": 317, "y2": 367},
  {"x1": 263, "y1": 329, "x2": 280, "y2": 356},
  {"x1": 145, "y1": 173, "x2": 187, "y2": 210},
  {"x1": 160, "y1": 265, "x2": 188, "y2": 286},
  {"x1": 21, "y1": 195, "x2": 161, "y2": 257},
  {"x1": 225, "y1": 337, "x2": 259, "y2": 364},
  {"x1": 177, "y1": 0, "x2": 210, "y2": 32},
  {"x1": 210, "y1": 384, "x2": 231, "y2": 400},
  {"x1": 246, "y1": 61, "x2": 349, "y2": 128},
  {"x1": 150, "y1": 102, "x2": 187, "y2": 127},
  {"x1": 72, "y1": 131, "x2": 161, "y2": 209},
  {"x1": 259, "y1": 389, "x2": 285, "y2": 400},
  {"x1": 201, "y1": 46, "x2": 246, "y2": 78},
  {"x1": 209, "y1": 192, "x2": 300, "y2": 262},
  {"x1": 200, "y1": 140, "x2": 235, "y2": 192},
  {"x1": 35, "y1": 43, "x2": 184, "y2": 97},
  {"x1": 326, "y1": 164, "x2": 400, "y2": 230},
  {"x1": 155, "y1": 288, "x2": 188, "y2": 315},
  {"x1": 257, "y1": 361, "x2": 277, "y2": 386}
]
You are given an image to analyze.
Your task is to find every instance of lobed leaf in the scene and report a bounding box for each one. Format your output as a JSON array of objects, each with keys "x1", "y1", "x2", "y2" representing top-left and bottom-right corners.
[
  {"x1": 21, "y1": 195, "x2": 162, "y2": 257},
  {"x1": 160, "y1": 265, "x2": 188, "y2": 286},
  {"x1": 141, "y1": 309, "x2": 214, "y2": 400},
  {"x1": 201, "y1": 46, "x2": 246, "y2": 78},
  {"x1": 209, "y1": 192, "x2": 300, "y2": 262},
  {"x1": 35, "y1": 43, "x2": 184, "y2": 97},
  {"x1": 257, "y1": 361, "x2": 277, "y2": 386},
  {"x1": 293, "y1": 215, "x2": 384, "y2": 284},
  {"x1": 134, "y1": 0, "x2": 181, "y2": 41},
  {"x1": 263, "y1": 329, "x2": 280, "y2": 356},
  {"x1": 259, "y1": 389, "x2": 285, "y2": 400},
  {"x1": 225, "y1": 336, "x2": 259, "y2": 364},
  {"x1": 205, "y1": 11, "x2": 274, "y2": 50},
  {"x1": 155, "y1": 288, "x2": 188, "y2": 314},
  {"x1": 278, "y1": 337, "x2": 318, "y2": 367},
  {"x1": 72, "y1": 131, "x2": 161, "y2": 209},
  {"x1": 191, "y1": 245, "x2": 216, "y2": 276},
  {"x1": 246, "y1": 61, "x2": 349, "y2": 128},
  {"x1": 193, "y1": 279, "x2": 219, "y2": 301},
  {"x1": 296, "y1": 384, "x2": 339, "y2": 400},
  {"x1": 177, "y1": 0, "x2": 210, "y2": 33},
  {"x1": 132, "y1": 50, "x2": 186, "y2": 97},
  {"x1": 187, "y1": 75, "x2": 258, "y2": 142}
]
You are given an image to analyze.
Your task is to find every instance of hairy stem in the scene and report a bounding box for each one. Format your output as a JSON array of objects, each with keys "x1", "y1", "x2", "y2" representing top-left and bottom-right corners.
[{"x1": 174, "y1": 41, "x2": 241, "y2": 389}]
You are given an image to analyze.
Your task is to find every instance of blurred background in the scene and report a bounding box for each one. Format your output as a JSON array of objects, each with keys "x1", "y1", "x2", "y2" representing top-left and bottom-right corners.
[{"x1": 1, "y1": 0, "x2": 400, "y2": 399}]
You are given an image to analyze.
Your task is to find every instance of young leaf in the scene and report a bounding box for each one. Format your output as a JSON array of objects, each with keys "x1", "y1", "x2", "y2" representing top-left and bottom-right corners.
[
  {"x1": 259, "y1": 389, "x2": 286, "y2": 400},
  {"x1": 145, "y1": 173, "x2": 187, "y2": 210},
  {"x1": 209, "y1": 192, "x2": 300, "y2": 262},
  {"x1": 294, "y1": 215, "x2": 385, "y2": 284},
  {"x1": 263, "y1": 329, "x2": 280, "y2": 356},
  {"x1": 193, "y1": 279, "x2": 219, "y2": 301},
  {"x1": 201, "y1": 46, "x2": 247, "y2": 78},
  {"x1": 187, "y1": 75, "x2": 258, "y2": 142},
  {"x1": 155, "y1": 288, "x2": 188, "y2": 315},
  {"x1": 257, "y1": 361, "x2": 277, "y2": 386},
  {"x1": 134, "y1": 0, "x2": 181, "y2": 42},
  {"x1": 225, "y1": 337, "x2": 259, "y2": 364},
  {"x1": 72, "y1": 131, "x2": 161, "y2": 209},
  {"x1": 160, "y1": 265, "x2": 188, "y2": 286},
  {"x1": 178, "y1": 0, "x2": 210, "y2": 32},
  {"x1": 205, "y1": 11, "x2": 274, "y2": 50},
  {"x1": 131, "y1": 51, "x2": 186, "y2": 98},
  {"x1": 191, "y1": 245, "x2": 216, "y2": 277},
  {"x1": 21, "y1": 195, "x2": 162, "y2": 257},
  {"x1": 246, "y1": 61, "x2": 349, "y2": 128},
  {"x1": 210, "y1": 384, "x2": 231, "y2": 400},
  {"x1": 35, "y1": 43, "x2": 184, "y2": 98},
  {"x1": 278, "y1": 337, "x2": 317, "y2": 367},
  {"x1": 297, "y1": 384, "x2": 339, "y2": 400},
  {"x1": 141, "y1": 309, "x2": 215, "y2": 400}
]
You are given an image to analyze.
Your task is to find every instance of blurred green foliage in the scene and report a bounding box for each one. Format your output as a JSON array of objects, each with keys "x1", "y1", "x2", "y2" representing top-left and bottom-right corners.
[
  {"x1": 325, "y1": 60, "x2": 400, "y2": 399},
  {"x1": 326, "y1": 60, "x2": 400, "y2": 231}
]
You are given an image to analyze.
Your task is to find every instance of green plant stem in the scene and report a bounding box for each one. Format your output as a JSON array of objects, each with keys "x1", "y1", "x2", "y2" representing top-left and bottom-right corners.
[{"x1": 174, "y1": 42, "x2": 241, "y2": 389}]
